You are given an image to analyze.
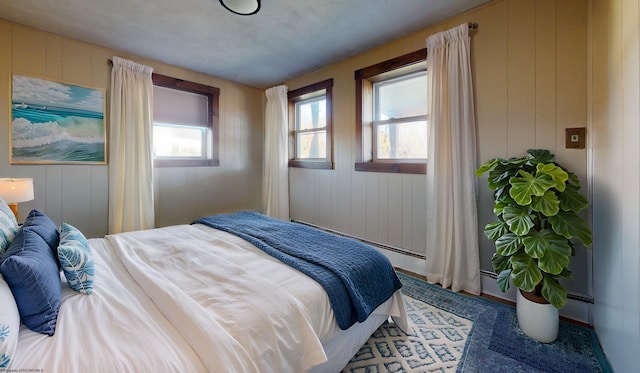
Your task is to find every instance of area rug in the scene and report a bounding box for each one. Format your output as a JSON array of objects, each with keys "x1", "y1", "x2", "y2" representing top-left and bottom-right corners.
[{"x1": 342, "y1": 272, "x2": 613, "y2": 373}]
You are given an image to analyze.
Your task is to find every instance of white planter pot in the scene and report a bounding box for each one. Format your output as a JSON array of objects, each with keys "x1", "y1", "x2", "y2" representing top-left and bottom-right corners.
[{"x1": 516, "y1": 289, "x2": 559, "y2": 343}]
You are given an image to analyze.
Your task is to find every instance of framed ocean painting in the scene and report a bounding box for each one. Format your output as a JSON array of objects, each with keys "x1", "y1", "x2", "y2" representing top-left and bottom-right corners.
[{"x1": 10, "y1": 74, "x2": 106, "y2": 164}]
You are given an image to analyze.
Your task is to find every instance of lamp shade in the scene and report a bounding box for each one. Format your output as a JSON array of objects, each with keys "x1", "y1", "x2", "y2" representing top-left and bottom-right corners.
[
  {"x1": 219, "y1": 0, "x2": 260, "y2": 15},
  {"x1": 0, "y1": 178, "x2": 34, "y2": 203}
]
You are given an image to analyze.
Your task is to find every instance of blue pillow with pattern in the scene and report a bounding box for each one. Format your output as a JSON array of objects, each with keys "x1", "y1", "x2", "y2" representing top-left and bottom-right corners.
[
  {"x1": 58, "y1": 223, "x2": 94, "y2": 294},
  {"x1": 0, "y1": 198, "x2": 19, "y2": 257},
  {"x1": 0, "y1": 274, "x2": 19, "y2": 369}
]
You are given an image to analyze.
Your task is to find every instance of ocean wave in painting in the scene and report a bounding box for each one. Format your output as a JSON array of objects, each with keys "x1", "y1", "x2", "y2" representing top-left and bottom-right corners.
[
  {"x1": 11, "y1": 103, "x2": 105, "y2": 163},
  {"x1": 11, "y1": 74, "x2": 105, "y2": 163}
]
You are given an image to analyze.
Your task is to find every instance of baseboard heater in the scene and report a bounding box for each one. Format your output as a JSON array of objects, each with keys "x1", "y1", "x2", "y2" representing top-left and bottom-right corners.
[
  {"x1": 292, "y1": 219, "x2": 426, "y2": 260},
  {"x1": 292, "y1": 220, "x2": 592, "y2": 304},
  {"x1": 480, "y1": 269, "x2": 594, "y2": 304}
]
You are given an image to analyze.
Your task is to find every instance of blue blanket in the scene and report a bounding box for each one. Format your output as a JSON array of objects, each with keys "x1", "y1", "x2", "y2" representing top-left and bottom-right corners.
[{"x1": 193, "y1": 211, "x2": 402, "y2": 330}]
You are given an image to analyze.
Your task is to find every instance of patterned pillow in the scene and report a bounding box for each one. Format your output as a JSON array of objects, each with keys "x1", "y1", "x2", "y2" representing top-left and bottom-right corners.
[
  {"x1": 0, "y1": 274, "x2": 19, "y2": 369},
  {"x1": 0, "y1": 227, "x2": 61, "y2": 336},
  {"x1": 58, "y1": 223, "x2": 94, "y2": 294},
  {"x1": 0, "y1": 198, "x2": 19, "y2": 257}
]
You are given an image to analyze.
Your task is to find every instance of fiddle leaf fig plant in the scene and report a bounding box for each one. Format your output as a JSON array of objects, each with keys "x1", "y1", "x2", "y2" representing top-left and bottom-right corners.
[{"x1": 476, "y1": 149, "x2": 592, "y2": 309}]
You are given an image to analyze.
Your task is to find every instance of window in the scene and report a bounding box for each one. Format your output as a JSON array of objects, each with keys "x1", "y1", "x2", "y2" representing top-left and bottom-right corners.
[
  {"x1": 152, "y1": 73, "x2": 219, "y2": 167},
  {"x1": 355, "y1": 49, "x2": 427, "y2": 174},
  {"x1": 373, "y1": 72, "x2": 428, "y2": 159},
  {"x1": 287, "y1": 79, "x2": 333, "y2": 169}
]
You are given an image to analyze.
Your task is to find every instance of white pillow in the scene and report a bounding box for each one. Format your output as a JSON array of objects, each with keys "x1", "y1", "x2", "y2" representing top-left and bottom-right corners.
[
  {"x1": 0, "y1": 198, "x2": 19, "y2": 256},
  {"x1": 0, "y1": 274, "x2": 20, "y2": 369}
]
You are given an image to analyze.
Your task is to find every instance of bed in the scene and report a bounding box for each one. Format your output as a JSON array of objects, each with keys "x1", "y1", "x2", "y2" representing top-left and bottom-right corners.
[{"x1": 0, "y1": 204, "x2": 407, "y2": 372}]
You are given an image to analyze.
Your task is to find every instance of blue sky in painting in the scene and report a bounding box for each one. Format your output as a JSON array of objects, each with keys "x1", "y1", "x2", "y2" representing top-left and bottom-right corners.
[{"x1": 12, "y1": 74, "x2": 103, "y2": 114}]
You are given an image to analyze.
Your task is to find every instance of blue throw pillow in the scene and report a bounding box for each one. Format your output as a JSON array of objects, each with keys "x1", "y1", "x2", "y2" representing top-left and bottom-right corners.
[
  {"x1": 58, "y1": 223, "x2": 94, "y2": 294},
  {"x1": 22, "y1": 209, "x2": 60, "y2": 264},
  {"x1": 0, "y1": 227, "x2": 61, "y2": 336},
  {"x1": 0, "y1": 199, "x2": 18, "y2": 257}
]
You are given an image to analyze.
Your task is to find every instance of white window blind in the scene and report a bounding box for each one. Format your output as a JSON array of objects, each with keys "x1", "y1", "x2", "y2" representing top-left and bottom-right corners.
[{"x1": 153, "y1": 86, "x2": 208, "y2": 126}]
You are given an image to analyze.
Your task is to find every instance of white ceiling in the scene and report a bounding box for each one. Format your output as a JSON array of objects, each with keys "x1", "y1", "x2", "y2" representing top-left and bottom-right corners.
[{"x1": 0, "y1": 0, "x2": 489, "y2": 88}]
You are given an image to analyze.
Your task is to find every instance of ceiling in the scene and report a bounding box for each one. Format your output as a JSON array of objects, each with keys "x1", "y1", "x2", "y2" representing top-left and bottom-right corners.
[{"x1": 0, "y1": 0, "x2": 489, "y2": 88}]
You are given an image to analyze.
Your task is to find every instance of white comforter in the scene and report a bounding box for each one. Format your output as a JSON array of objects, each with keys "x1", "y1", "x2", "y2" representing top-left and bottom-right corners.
[{"x1": 11, "y1": 224, "x2": 405, "y2": 372}]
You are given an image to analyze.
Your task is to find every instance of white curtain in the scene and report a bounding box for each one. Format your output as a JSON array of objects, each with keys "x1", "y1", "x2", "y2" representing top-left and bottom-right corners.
[
  {"x1": 425, "y1": 24, "x2": 481, "y2": 295},
  {"x1": 108, "y1": 56, "x2": 155, "y2": 234},
  {"x1": 262, "y1": 85, "x2": 289, "y2": 220}
]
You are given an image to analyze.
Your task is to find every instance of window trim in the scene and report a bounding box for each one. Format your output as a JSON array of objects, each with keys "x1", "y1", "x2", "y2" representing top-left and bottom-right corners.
[
  {"x1": 355, "y1": 49, "x2": 427, "y2": 174},
  {"x1": 287, "y1": 78, "x2": 334, "y2": 170},
  {"x1": 151, "y1": 73, "x2": 220, "y2": 167}
]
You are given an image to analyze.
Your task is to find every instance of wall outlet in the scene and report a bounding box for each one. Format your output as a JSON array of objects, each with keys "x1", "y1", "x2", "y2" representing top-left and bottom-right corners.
[{"x1": 565, "y1": 127, "x2": 586, "y2": 149}]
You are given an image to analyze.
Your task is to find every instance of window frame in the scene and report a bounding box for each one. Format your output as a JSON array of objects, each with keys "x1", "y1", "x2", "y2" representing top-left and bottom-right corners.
[
  {"x1": 355, "y1": 49, "x2": 427, "y2": 174},
  {"x1": 287, "y1": 78, "x2": 334, "y2": 169},
  {"x1": 151, "y1": 73, "x2": 220, "y2": 167}
]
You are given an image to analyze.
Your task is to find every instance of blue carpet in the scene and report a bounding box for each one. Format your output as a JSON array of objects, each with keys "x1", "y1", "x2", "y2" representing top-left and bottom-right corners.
[{"x1": 397, "y1": 273, "x2": 613, "y2": 373}]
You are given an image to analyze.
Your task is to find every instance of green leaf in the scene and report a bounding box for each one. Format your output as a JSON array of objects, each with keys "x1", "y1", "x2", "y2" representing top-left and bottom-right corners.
[
  {"x1": 527, "y1": 149, "x2": 556, "y2": 164},
  {"x1": 542, "y1": 275, "x2": 567, "y2": 309},
  {"x1": 493, "y1": 201, "x2": 508, "y2": 215},
  {"x1": 531, "y1": 190, "x2": 561, "y2": 217},
  {"x1": 502, "y1": 205, "x2": 534, "y2": 236},
  {"x1": 476, "y1": 159, "x2": 499, "y2": 176},
  {"x1": 521, "y1": 229, "x2": 551, "y2": 258},
  {"x1": 536, "y1": 163, "x2": 569, "y2": 192},
  {"x1": 509, "y1": 170, "x2": 557, "y2": 205},
  {"x1": 535, "y1": 231, "x2": 572, "y2": 275},
  {"x1": 558, "y1": 184, "x2": 589, "y2": 212},
  {"x1": 569, "y1": 240, "x2": 576, "y2": 256},
  {"x1": 488, "y1": 169, "x2": 513, "y2": 190},
  {"x1": 497, "y1": 269, "x2": 512, "y2": 292},
  {"x1": 484, "y1": 221, "x2": 509, "y2": 241},
  {"x1": 555, "y1": 267, "x2": 573, "y2": 279},
  {"x1": 522, "y1": 229, "x2": 571, "y2": 260},
  {"x1": 495, "y1": 233, "x2": 523, "y2": 256},
  {"x1": 492, "y1": 252, "x2": 511, "y2": 274},
  {"x1": 501, "y1": 158, "x2": 529, "y2": 167},
  {"x1": 510, "y1": 251, "x2": 542, "y2": 292},
  {"x1": 495, "y1": 186, "x2": 515, "y2": 204},
  {"x1": 548, "y1": 210, "x2": 593, "y2": 246},
  {"x1": 567, "y1": 171, "x2": 581, "y2": 186}
]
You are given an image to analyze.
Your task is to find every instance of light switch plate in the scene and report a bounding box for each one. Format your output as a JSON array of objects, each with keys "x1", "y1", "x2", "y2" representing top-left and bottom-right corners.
[{"x1": 565, "y1": 127, "x2": 586, "y2": 149}]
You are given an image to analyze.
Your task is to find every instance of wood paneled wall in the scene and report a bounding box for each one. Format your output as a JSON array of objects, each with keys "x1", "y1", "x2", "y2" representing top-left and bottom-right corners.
[
  {"x1": 0, "y1": 20, "x2": 264, "y2": 238},
  {"x1": 591, "y1": 0, "x2": 640, "y2": 370},
  {"x1": 286, "y1": 0, "x2": 591, "y2": 296}
]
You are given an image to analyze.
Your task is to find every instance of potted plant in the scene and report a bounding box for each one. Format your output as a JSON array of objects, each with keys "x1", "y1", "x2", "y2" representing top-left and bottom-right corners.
[{"x1": 476, "y1": 149, "x2": 592, "y2": 342}]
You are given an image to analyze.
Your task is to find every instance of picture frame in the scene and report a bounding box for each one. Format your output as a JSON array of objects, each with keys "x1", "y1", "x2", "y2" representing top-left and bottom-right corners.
[{"x1": 10, "y1": 74, "x2": 106, "y2": 164}]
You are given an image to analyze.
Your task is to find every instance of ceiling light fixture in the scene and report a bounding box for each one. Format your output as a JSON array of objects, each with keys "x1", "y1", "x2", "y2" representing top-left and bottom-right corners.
[{"x1": 219, "y1": 0, "x2": 261, "y2": 16}]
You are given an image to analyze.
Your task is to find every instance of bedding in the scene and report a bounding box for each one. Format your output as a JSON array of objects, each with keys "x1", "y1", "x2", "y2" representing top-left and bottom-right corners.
[
  {"x1": 0, "y1": 274, "x2": 20, "y2": 369},
  {"x1": 194, "y1": 211, "x2": 403, "y2": 330},
  {"x1": 5, "y1": 215, "x2": 406, "y2": 372}
]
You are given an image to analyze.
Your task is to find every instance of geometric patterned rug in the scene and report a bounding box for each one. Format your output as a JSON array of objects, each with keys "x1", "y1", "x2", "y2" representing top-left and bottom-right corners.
[
  {"x1": 342, "y1": 296, "x2": 472, "y2": 372},
  {"x1": 342, "y1": 272, "x2": 613, "y2": 373}
]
